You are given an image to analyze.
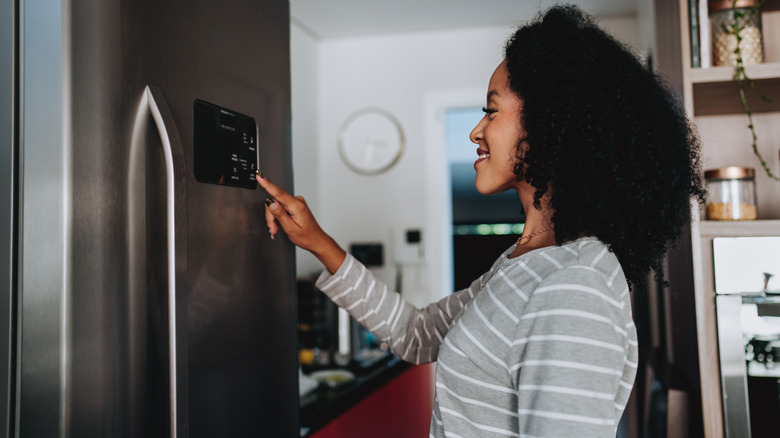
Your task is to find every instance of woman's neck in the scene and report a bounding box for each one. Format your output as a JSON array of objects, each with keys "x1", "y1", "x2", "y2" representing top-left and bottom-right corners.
[
  {"x1": 510, "y1": 188, "x2": 555, "y2": 258},
  {"x1": 518, "y1": 187, "x2": 553, "y2": 232}
]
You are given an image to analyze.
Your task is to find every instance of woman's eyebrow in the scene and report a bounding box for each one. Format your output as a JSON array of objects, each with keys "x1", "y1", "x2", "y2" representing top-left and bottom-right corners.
[{"x1": 487, "y1": 90, "x2": 499, "y2": 100}]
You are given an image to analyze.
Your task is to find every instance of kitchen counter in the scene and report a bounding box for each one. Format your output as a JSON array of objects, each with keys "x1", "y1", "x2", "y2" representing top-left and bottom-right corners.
[{"x1": 299, "y1": 355, "x2": 411, "y2": 437}]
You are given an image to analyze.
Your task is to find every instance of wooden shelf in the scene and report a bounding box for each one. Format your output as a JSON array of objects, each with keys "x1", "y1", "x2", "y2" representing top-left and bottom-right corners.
[
  {"x1": 700, "y1": 219, "x2": 780, "y2": 237},
  {"x1": 690, "y1": 62, "x2": 780, "y2": 83},
  {"x1": 672, "y1": 1, "x2": 780, "y2": 437},
  {"x1": 691, "y1": 72, "x2": 780, "y2": 116},
  {"x1": 687, "y1": 5, "x2": 780, "y2": 116},
  {"x1": 764, "y1": 0, "x2": 780, "y2": 13}
]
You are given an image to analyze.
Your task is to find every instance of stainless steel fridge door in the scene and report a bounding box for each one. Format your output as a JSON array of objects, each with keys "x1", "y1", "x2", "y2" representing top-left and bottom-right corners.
[
  {"x1": 0, "y1": 0, "x2": 16, "y2": 436},
  {"x1": 19, "y1": 0, "x2": 298, "y2": 436}
]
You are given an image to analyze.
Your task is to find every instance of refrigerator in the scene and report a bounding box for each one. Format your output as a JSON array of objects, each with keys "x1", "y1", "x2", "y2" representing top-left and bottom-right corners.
[{"x1": 1, "y1": 0, "x2": 299, "y2": 436}]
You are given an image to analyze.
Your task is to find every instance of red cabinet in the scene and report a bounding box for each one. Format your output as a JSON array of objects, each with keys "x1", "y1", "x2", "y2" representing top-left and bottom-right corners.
[{"x1": 310, "y1": 364, "x2": 435, "y2": 438}]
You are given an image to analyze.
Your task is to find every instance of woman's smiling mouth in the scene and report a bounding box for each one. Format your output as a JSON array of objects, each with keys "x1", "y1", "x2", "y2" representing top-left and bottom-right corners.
[{"x1": 474, "y1": 148, "x2": 490, "y2": 168}]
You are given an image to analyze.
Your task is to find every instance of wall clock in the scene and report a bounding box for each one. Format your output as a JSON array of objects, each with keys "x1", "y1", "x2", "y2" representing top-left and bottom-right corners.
[{"x1": 337, "y1": 108, "x2": 405, "y2": 175}]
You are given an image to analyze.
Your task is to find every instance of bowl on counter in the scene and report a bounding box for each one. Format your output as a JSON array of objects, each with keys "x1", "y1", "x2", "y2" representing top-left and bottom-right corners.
[{"x1": 308, "y1": 369, "x2": 355, "y2": 388}]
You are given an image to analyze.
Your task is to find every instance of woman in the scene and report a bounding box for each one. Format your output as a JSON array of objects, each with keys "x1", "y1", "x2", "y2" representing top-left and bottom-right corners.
[{"x1": 258, "y1": 5, "x2": 704, "y2": 437}]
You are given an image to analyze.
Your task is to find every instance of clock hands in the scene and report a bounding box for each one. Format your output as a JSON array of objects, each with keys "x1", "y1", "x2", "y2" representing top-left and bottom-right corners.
[{"x1": 362, "y1": 135, "x2": 388, "y2": 167}]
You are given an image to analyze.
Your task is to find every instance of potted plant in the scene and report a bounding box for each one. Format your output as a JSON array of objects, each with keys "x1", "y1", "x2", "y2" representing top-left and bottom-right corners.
[{"x1": 720, "y1": 0, "x2": 776, "y2": 180}]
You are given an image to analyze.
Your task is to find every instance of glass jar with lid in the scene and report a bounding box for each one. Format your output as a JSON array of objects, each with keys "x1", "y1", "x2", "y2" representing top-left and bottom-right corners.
[
  {"x1": 705, "y1": 167, "x2": 757, "y2": 220},
  {"x1": 709, "y1": 0, "x2": 764, "y2": 66}
]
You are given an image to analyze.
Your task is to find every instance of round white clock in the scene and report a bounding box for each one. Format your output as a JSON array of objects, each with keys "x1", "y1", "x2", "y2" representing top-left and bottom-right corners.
[{"x1": 337, "y1": 108, "x2": 405, "y2": 175}]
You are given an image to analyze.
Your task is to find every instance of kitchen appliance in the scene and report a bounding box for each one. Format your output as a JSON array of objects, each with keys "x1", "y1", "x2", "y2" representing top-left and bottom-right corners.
[
  {"x1": 712, "y1": 236, "x2": 780, "y2": 437},
  {"x1": 297, "y1": 251, "x2": 390, "y2": 372},
  {"x1": 298, "y1": 278, "x2": 340, "y2": 368},
  {"x1": 1, "y1": 0, "x2": 298, "y2": 436}
]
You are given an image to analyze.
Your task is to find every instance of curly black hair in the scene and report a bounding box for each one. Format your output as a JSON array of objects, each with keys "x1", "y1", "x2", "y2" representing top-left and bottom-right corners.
[{"x1": 504, "y1": 5, "x2": 705, "y2": 287}]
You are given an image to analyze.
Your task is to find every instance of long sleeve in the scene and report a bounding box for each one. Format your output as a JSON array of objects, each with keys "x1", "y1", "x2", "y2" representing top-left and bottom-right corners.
[
  {"x1": 315, "y1": 254, "x2": 487, "y2": 364},
  {"x1": 507, "y1": 266, "x2": 636, "y2": 437}
]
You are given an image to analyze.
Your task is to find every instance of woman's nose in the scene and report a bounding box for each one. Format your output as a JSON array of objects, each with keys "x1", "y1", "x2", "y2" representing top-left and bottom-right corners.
[{"x1": 470, "y1": 118, "x2": 485, "y2": 144}]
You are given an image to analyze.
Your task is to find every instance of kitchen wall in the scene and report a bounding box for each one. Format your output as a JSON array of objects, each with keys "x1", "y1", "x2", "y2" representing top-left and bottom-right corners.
[
  {"x1": 290, "y1": 12, "x2": 647, "y2": 306},
  {"x1": 291, "y1": 23, "x2": 322, "y2": 279}
]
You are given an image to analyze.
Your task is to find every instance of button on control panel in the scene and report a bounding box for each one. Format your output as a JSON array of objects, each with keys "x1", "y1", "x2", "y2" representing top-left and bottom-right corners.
[{"x1": 193, "y1": 99, "x2": 258, "y2": 189}]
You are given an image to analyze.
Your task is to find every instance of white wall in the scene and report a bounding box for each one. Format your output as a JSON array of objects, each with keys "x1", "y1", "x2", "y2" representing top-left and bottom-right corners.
[
  {"x1": 290, "y1": 15, "x2": 642, "y2": 306},
  {"x1": 317, "y1": 26, "x2": 513, "y2": 307},
  {"x1": 599, "y1": 13, "x2": 649, "y2": 57},
  {"x1": 290, "y1": 24, "x2": 322, "y2": 277}
]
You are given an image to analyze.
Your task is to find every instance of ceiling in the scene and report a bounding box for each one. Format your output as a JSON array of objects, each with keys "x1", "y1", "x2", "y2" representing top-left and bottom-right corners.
[{"x1": 289, "y1": 0, "x2": 641, "y2": 39}]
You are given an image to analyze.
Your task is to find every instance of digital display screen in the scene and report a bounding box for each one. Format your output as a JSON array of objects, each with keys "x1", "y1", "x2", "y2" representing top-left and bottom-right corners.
[{"x1": 193, "y1": 99, "x2": 258, "y2": 189}]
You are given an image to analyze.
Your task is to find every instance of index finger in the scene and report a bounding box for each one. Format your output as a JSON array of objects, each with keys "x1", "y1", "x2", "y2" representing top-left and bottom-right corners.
[{"x1": 256, "y1": 173, "x2": 298, "y2": 206}]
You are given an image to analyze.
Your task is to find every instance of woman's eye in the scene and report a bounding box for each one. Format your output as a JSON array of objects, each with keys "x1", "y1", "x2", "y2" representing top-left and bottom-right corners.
[{"x1": 482, "y1": 107, "x2": 497, "y2": 116}]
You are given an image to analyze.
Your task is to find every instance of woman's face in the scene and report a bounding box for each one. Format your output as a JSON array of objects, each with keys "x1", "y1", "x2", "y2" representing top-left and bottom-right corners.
[{"x1": 469, "y1": 61, "x2": 527, "y2": 196}]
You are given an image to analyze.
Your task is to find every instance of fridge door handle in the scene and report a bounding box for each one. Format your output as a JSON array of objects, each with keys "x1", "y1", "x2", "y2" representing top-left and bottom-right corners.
[{"x1": 144, "y1": 85, "x2": 188, "y2": 438}]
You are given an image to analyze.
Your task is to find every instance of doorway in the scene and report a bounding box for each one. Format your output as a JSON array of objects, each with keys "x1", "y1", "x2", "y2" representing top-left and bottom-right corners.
[{"x1": 445, "y1": 107, "x2": 524, "y2": 290}]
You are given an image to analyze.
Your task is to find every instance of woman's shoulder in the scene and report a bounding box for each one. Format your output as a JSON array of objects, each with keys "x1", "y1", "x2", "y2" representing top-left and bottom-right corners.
[
  {"x1": 535, "y1": 236, "x2": 619, "y2": 273},
  {"x1": 503, "y1": 237, "x2": 625, "y2": 293},
  {"x1": 522, "y1": 238, "x2": 630, "y2": 315}
]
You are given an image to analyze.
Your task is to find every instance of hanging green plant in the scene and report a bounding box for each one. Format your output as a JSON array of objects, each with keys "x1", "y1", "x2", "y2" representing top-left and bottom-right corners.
[{"x1": 724, "y1": 0, "x2": 776, "y2": 180}]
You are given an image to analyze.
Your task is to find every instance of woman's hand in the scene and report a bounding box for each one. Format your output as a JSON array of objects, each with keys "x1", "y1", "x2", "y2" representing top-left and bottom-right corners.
[{"x1": 256, "y1": 173, "x2": 347, "y2": 274}]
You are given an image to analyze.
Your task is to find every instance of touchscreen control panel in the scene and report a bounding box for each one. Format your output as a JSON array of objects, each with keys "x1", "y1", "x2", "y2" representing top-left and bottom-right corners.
[{"x1": 193, "y1": 99, "x2": 258, "y2": 189}]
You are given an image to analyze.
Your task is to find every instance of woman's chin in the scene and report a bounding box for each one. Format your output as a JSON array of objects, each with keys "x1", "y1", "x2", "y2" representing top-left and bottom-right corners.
[
  {"x1": 473, "y1": 182, "x2": 500, "y2": 196},
  {"x1": 473, "y1": 181, "x2": 488, "y2": 195},
  {"x1": 474, "y1": 180, "x2": 520, "y2": 196}
]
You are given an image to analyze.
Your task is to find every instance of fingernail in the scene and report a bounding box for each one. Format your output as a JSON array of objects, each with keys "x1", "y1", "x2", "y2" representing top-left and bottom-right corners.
[
  {"x1": 269, "y1": 231, "x2": 275, "y2": 240},
  {"x1": 256, "y1": 170, "x2": 265, "y2": 178},
  {"x1": 265, "y1": 198, "x2": 279, "y2": 211}
]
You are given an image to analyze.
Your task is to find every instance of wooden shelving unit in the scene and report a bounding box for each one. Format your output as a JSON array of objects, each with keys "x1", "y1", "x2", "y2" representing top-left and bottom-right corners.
[
  {"x1": 690, "y1": 63, "x2": 780, "y2": 116},
  {"x1": 699, "y1": 219, "x2": 780, "y2": 237},
  {"x1": 690, "y1": 61, "x2": 780, "y2": 83},
  {"x1": 670, "y1": 1, "x2": 780, "y2": 437}
]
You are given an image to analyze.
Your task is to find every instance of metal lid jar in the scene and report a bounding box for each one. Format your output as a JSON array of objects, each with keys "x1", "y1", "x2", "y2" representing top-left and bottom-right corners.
[
  {"x1": 709, "y1": 0, "x2": 764, "y2": 66},
  {"x1": 705, "y1": 167, "x2": 757, "y2": 220}
]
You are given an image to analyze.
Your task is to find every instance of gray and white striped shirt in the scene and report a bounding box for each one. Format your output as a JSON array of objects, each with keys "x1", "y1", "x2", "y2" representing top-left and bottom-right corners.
[{"x1": 316, "y1": 236, "x2": 638, "y2": 437}]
